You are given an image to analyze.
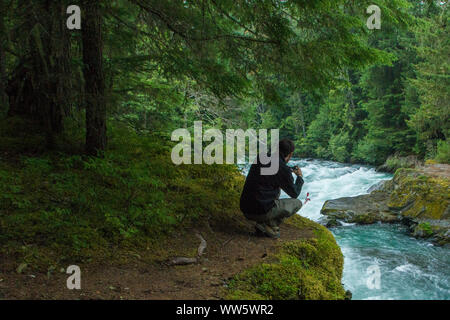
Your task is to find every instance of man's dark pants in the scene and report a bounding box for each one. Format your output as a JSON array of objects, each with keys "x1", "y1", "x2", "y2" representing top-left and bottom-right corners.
[{"x1": 244, "y1": 198, "x2": 302, "y2": 226}]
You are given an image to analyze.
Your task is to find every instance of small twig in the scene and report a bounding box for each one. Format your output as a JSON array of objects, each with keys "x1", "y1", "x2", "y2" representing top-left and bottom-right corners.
[
  {"x1": 195, "y1": 232, "x2": 207, "y2": 257},
  {"x1": 167, "y1": 231, "x2": 207, "y2": 266},
  {"x1": 222, "y1": 237, "x2": 233, "y2": 247}
]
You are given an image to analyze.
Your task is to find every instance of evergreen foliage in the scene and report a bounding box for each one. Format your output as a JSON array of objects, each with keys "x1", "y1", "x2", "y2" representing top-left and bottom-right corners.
[{"x1": 0, "y1": 0, "x2": 448, "y2": 273}]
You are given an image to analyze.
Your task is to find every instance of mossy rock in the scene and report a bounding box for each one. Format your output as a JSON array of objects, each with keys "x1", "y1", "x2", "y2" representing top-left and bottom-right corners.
[
  {"x1": 387, "y1": 169, "x2": 449, "y2": 220},
  {"x1": 320, "y1": 166, "x2": 449, "y2": 245},
  {"x1": 320, "y1": 192, "x2": 399, "y2": 225},
  {"x1": 412, "y1": 223, "x2": 434, "y2": 238},
  {"x1": 325, "y1": 218, "x2": 342, "y2": 228},
  {"x1": 225, "y1": 215, "x2": 346, "y2": 300},
  {"x1": 352, "y1": 213, "x2": 378, "y2": 224},
  {"x1": 386, "y1": 168, "x2": 449, "y2": 244}
]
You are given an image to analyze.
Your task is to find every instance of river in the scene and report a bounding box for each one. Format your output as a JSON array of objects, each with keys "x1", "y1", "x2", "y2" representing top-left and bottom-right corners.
[{"x1": 247, "y1": 159, "x2": 450, "y2": 300}]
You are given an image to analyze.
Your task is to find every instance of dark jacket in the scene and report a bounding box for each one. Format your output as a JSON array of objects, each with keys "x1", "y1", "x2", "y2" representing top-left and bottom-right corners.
[{"x1": 240, "y1": 154, "x2": 304, "y2": 216}]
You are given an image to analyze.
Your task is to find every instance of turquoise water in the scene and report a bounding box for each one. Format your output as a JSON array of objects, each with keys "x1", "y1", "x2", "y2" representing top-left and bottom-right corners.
[
  {"x1": 333, "y1": 224, "x2": 450, "y2": 300},
  {"x1": 283, "y1": 159, "x2": 450, "y2": 300}
]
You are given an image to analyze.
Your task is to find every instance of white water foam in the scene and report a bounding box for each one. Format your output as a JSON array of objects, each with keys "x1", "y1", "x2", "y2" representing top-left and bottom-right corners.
[{"x1": 281, "y1": 159, "x2": 391, "y2": 221}]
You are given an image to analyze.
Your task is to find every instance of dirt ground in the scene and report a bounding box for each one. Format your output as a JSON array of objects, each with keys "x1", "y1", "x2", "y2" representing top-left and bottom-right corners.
[{"x1": 0, "y1": 215, "x2": 314, "y2": 300}]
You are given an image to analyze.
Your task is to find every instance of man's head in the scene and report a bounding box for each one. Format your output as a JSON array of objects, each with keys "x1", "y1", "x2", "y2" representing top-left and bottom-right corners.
[{"x1": 279, "y1": 138, "x2": 295, "y2": 162}]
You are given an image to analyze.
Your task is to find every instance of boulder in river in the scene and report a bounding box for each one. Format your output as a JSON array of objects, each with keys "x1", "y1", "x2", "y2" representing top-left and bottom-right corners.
[
  {"x1": 321, "y1": 191, "x2": 401, "y2": 224},
  {"x1": 366, "y1": 180, "x2": 387, "y2": 193}
]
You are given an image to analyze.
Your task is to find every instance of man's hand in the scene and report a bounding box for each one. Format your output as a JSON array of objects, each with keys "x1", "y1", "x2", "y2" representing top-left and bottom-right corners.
[{"x1": 293, "y1": 166, "x2": 303, "y2": 177}]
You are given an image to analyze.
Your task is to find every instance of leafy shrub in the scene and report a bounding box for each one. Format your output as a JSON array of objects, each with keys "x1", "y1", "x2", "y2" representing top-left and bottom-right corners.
[
  {"x1": 329, "y1": 132, "x2": 351, "y2": 163},
  {"x1": 435, "y1": 140, "x2": 450, "y2": 164},
  {"x1": 352, "y1": 136, "x2": 391, "y2": 165},
  {"x1": 380, "y1": 155, "x2": 422, "y2": 172}
]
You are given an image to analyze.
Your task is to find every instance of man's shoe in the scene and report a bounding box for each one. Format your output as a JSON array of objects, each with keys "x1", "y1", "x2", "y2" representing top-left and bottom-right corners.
[
  {"x1": 267, "y1": 219, "x2": 280, "y2": 232},
  {"x1": 255, "y1": 223, "x2": 280, "y2": 239},
  {"x1": 254, "y1": 227, "x2": 265, "y2": 237}
]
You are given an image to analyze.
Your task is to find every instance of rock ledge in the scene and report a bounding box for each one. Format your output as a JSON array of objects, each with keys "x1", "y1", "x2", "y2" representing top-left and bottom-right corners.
[{"x1": 321, "y1": 165, "x2": 450, "y2": 246}]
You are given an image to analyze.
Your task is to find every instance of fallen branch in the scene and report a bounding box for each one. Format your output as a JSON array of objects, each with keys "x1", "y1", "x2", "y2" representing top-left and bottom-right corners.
[
  {"x1": 195, "y1": 232, "x2": 207, "y2": 257},
  {"x1": 167, "y1": 257, "x2": 198, "y2": 266},
  {"x1": 167, "y1": 231, "x2": 207, "y2": 266}
]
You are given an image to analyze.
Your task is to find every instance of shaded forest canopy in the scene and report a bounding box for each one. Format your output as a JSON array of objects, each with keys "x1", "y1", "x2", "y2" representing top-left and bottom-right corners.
[{"x1": 0, "y1": 0, "x2": 447, "y2": 165}]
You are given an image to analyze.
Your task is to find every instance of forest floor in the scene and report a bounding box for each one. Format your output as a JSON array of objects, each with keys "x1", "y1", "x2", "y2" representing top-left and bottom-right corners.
[{"x1": 0, "y1": 214, "x2": 314, "y2": 300}]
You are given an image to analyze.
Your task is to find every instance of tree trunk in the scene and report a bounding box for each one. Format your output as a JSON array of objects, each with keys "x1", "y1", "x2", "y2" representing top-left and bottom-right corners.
[
  {"x1": 297, "y1": 93, "x2": 307, "y2": 138},
  {"x1": 82, "y1": 0, "x2": 106, "y2": 155},
  {"x1": 6, "y1": 1, "x2": 71, "y2": 144},
  {"x1": 49, "y1": 1, "x2": 72, "y2": 135},
  {"x1": 0, "y1": 0, "x2": 8, "y2": 114}
]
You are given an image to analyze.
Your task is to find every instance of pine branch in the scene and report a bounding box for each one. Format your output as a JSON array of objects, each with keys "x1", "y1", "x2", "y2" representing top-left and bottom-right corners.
[{"x1": 131, "y1": 0, "x2": 280, "y2": 44}]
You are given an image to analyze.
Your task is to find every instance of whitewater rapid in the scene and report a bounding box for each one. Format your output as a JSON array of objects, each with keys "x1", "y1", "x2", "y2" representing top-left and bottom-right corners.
[{"x1": 244, "y1": 159, "x2": 450, "y2": 300}]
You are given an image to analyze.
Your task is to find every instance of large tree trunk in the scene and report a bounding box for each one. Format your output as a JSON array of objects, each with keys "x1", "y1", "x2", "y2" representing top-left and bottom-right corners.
[
  {"x1": 0, "y1": 0, "x2": 8, "y2": 114},
  {"x1": 6, "y1": 1, "x2": 72, "y2": 146},
  {"x1": 48, "y1": 2, "x2": 72, "y2": 135},
  {"x1": 82, "y1": 0, "x2": 106, "y2": 156}
]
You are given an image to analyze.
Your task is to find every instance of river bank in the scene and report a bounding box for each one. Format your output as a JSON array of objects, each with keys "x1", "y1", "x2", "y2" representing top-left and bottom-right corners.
[{"x1": 321, "y1": 164, "x2": 450, "y2": 246}]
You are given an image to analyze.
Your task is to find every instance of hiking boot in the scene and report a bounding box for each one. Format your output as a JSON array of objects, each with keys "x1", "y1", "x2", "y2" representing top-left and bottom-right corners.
[
  {"x1": 255, "y1": 223, "x2": 280, "y2": 239},
  {"x1": 267, "y1": 219, "x2": 280, "y2": 232},
  {"x1": 254, "y1": 227, "x2": 266, "y2": 237}
]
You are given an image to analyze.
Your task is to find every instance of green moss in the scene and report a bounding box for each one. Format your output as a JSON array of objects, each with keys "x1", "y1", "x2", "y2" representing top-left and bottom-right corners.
[
  {"x1": 226, "y1": 215, "x2": 346, "y2": 300},
  {"x1": 0, "y1": 122, "x2": 245, "y2": 270},
  {"x1": 353, "y1": 214, "x2": 377, "y2": 224},
  {"x1": 415, "y1": 223, "x2": 434, "y2": 237},
  {"x1": 225, "y1": 290, "x2": 266, "y2": 300},
  {"x1": 387, "y1": 169, "x2": 449, "y2": 220},
  {"x1": 382, "y1": 155, "x2": 421, "y2": 173},
  {"x1": 435, "y1": 140, "x2": 450, "y2": 164}
]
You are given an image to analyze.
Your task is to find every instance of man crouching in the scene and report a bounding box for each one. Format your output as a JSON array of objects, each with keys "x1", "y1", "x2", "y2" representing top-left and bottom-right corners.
[{"x1": 240, "y1": 138, "x2": 304, "y2": 238}]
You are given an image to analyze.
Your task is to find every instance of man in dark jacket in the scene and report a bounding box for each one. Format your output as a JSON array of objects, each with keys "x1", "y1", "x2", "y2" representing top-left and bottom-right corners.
[{"x1": 240, "y1": 139, "x2": 304, "y2": 238}]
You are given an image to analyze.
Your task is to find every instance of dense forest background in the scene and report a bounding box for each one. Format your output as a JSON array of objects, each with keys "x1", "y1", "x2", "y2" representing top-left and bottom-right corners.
[
  {"x1": 0, "y1": 0, "x2": 448, "y2": 166},
  {"x1": 0, "y1": 0, "x2": 448, "y2": 267}
]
